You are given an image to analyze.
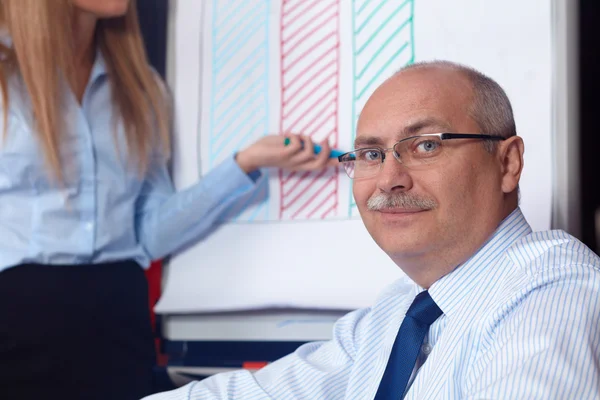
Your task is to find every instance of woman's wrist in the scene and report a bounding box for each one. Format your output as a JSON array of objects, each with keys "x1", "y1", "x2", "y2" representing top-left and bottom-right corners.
[{"x1": 235, "y1": 150, "x2": 259, "y2": 174}]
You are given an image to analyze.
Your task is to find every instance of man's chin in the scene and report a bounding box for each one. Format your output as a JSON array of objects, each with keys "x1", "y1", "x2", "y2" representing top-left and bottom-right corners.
[
  {"x1": 364, "y1": 214, "x2": 431, "y2": 249},
  {"x1": 373, "y1": 233, "x2": 429, "y2": 258}
]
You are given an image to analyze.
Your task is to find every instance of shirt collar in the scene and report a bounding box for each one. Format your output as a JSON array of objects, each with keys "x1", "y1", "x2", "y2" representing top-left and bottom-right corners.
[
  {"x1": 0, "y1": 31, "x2": 108, "y2": 83},
  {"x1": 0, "y1": 29, "x2": 11, "y2": 47},
  {"x1": 427, "y1": 207, "x2": 532, "y2": 316},
  {"x1": 89, "y1": 49, "x2": 109, "y2": 84}
]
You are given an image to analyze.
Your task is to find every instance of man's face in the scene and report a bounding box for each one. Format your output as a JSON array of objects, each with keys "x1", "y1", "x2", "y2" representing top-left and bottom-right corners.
[{"x1": 354, "y1": 68, "x2": 506, "y2": 265}]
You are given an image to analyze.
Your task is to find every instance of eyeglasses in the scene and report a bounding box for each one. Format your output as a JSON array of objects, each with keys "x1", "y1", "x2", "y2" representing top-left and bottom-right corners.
[{"x1": 338, "y1": 133, "x2": 505, "y2": 180}]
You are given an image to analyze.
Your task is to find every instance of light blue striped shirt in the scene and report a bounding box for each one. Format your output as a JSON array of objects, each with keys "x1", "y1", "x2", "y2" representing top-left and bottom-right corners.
[
  {"x1": 146, "y1": 208, "x2": 600, "y2": 399},
  {"x1": 0, "y1": 50, "x2": 261, "y2": 272}
]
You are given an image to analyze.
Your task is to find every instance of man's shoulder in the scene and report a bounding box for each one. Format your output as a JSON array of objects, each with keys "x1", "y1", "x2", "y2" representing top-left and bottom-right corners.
[
  {"x1": 471, "y1": 231, "x2": 600, "y2": 358},
  {"x1": 474, "y1": 229, "x2": 600, "y2": 324},
  {"x1": 507, "y1": 229, "x2": 600, "y2": 277}
]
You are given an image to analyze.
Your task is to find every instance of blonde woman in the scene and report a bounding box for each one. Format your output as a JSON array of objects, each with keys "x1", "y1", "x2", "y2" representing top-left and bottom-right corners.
[{"x1": 0, "y1": 0, "x2": 334, "y2": 399}]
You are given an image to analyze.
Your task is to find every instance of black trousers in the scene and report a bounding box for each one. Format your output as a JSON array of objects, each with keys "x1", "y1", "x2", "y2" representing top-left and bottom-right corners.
[{"x1": 0, "y1": 261, "x2": 156, "y2": 400}]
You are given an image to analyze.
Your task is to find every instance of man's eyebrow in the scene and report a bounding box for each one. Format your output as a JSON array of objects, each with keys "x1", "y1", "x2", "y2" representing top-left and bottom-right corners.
[
  {"x1": 354, "y1": 118, "x2": 454, "y2": 148},
  {"x1": 353, "y1": 136, "x2": 384, "y2": 148},
  {"x1": 399, "y1": 117, "x2": 453, "y2": 137}
]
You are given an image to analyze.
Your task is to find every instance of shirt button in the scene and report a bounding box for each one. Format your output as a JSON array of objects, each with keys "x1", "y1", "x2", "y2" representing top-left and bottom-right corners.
[{"x1": 422, "y1": 344, "x2": 432, "y2": 355}]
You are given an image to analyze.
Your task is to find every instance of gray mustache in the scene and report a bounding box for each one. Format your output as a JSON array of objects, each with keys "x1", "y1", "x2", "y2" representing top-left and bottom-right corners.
[{"x1": 367, "y1": 193, "x2": 437, "y2": 211}]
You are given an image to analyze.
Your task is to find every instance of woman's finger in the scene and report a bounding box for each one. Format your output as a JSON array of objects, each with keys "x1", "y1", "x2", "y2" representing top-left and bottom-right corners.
[
  {"x1": 280, "y1": 134, "x2": 304, "y2": 157},
  {"x1": 326, "y1": 157, "x2": 340, "y2": 168},
  {"x1": 288, "y1": 135, "x2": 316, "y2": 165},
  {"x1": 311, "y1": 140, "x2": 331, "y2": 169}
]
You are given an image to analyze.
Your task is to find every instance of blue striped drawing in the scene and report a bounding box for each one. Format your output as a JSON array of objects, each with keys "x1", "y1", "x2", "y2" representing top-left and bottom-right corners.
[
  {"x1": 348, "y1": 0, "x2": 415, "y2": 216},
  {"x1": 206, "y1": 0, "x2": 270, "y2": 221}
]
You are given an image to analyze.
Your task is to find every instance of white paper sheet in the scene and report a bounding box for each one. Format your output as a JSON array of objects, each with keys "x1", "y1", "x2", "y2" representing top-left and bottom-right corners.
[{"x1": 157, "y1": 0, "x2": 553, "y2": 313}]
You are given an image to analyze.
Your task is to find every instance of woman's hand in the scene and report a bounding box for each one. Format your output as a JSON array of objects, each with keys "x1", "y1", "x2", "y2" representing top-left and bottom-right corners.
[{"x1": 235, "y1": 134, "x2": 338, "y2": 174}]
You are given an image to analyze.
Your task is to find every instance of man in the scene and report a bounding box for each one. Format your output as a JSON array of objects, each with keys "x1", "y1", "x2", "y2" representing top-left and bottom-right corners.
[{"x1": 146, "y1": 61, "x2": 600, "y2": 399}]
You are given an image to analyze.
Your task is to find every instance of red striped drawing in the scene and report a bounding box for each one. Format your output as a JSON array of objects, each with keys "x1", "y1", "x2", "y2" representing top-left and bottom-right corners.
[{"x1": 279, "y1": 0, "x2": 340, "y2": 220}]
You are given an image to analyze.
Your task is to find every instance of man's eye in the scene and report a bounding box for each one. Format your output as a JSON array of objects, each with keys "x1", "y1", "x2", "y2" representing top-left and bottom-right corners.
[
  {"x1": 415, "y1": 140, "x2": 440, "y2": 153},
  {"x1": 359, "y1": 150, "x2": 381, "y2": 162}
]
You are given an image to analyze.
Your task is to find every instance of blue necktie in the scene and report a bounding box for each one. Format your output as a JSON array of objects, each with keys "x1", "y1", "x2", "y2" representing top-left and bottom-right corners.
[{"x1": 374, "y1": 290, "x2": 443, "y2": 400}]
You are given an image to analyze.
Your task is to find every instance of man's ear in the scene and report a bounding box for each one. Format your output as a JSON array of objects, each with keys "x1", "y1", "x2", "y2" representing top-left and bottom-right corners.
[{"x1": 498, "y1": 136, "x2": 524, "y2": 194}]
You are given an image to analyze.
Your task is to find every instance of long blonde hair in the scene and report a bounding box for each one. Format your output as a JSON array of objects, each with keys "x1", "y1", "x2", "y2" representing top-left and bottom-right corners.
[{"x1": 0, "y1": 0, "x2": 170, "y2": 180}]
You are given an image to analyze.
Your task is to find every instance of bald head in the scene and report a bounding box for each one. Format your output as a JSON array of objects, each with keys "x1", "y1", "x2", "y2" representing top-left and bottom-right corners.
[
  {"x1": 357, "y1": 62, "x2": 481, "y2": 146},
  {"x1": 393, "y1": 61, "x2": 516, "y2": 149}
]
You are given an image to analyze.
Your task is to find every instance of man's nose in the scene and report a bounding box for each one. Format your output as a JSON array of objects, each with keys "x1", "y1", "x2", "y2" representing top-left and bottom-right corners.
[{"x1": 376, "y1": 155, "x2": 413, "y2": 193}]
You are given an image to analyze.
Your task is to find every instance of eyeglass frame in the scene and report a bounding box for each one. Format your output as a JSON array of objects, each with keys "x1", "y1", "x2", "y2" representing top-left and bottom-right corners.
[{"x1": 337, "y1": 133, "x2": 506, "y2": 179}]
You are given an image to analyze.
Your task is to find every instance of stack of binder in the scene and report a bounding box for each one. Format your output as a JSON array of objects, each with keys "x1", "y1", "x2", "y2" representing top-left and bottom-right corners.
[{"x1": 159, "y1": 309, "x2": 348, "y2": 386}]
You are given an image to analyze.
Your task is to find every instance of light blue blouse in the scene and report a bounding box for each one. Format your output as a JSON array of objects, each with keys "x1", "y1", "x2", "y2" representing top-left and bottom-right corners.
[{"x1": 0, "y1": 50, "x2": 261, "y2": 272}]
